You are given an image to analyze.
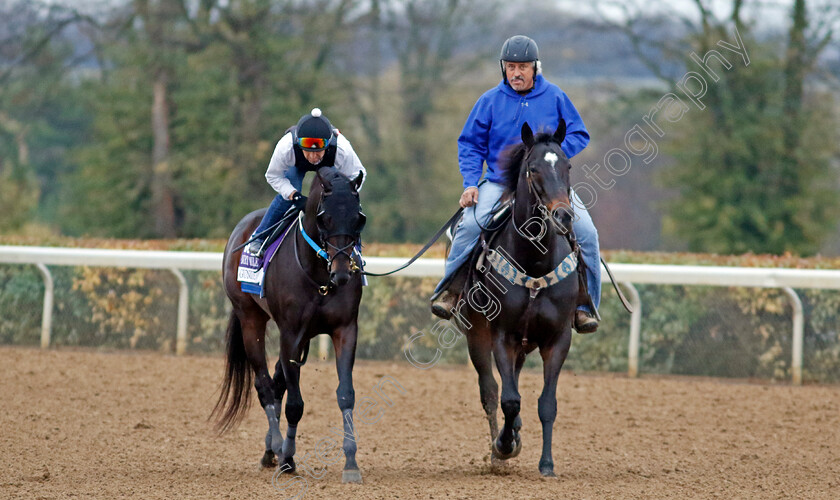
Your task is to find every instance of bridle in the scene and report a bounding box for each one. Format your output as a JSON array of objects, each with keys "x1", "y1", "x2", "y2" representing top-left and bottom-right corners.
[
  {"x1": 316, "y1": 189, "x2": 365, "y2": 270},
  {"x1": 515, "y1": 140, "x2": 573, "y2": 236},
  {"x1": 294, "y1": 189, "x2": 365, "y2": 294}
]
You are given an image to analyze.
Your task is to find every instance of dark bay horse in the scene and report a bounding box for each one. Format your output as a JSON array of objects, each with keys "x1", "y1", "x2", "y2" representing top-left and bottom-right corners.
[
  {"x1": 461, "y1": 121, "x2": 578, "y2": 477},
  {"x1": 212, "y1": 166, "x2": 366, "y2": 483}
]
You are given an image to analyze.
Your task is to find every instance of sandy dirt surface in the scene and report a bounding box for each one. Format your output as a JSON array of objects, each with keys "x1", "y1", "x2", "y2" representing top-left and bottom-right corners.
[{"x1": 1, "y1": 346, "x2": 839, "y2": 499}]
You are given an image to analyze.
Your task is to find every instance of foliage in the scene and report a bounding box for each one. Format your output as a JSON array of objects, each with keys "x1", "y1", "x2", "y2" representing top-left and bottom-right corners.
[
  {"x1": 2, "y1": 241, "x2": 840, "y2": 382},
  {"x1": 658, "y1": 17, "x2": 840, "y2": 255}
]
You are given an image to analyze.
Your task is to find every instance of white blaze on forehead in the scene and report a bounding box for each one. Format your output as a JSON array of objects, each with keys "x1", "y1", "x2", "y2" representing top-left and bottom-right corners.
[{"x1": 544, "y1": 151, "x2": 559, "y2": 167}]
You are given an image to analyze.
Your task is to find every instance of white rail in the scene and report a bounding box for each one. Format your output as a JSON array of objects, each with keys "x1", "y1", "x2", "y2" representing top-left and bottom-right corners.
[{"x1": 2, "y1": 245, "x2": 840, "y2": 384}]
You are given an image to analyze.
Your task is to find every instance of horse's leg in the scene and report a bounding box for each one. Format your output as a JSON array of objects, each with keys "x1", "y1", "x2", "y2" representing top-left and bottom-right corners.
[
  {"x1": 466, "y1": 327, "x2": 499, "y2": 447},
  {"x1": 537, "y1": 330, "x2": 572, "y2": 477},
  {"x1": 239, "y1": 314, "x2": 281, "y2": 468},
  {"x1": 261, "y1": 358, "x2": 287, "y2": 468},
  {"x1": 510, "y1": 348, "x2": 528, "y2": 437},
  {"x1": 278, "y1": 338, "x2": 304, "y2": 473},
  {"x1": 491, "y1": 336, "x2": 522, "y2": 460},
  {"x1": 332, "y1": 325, "x2": 362, "y2": 483}
]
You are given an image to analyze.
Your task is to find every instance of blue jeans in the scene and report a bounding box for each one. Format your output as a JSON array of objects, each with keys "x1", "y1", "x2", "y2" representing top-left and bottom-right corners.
[
  {"x1": 253, "y1": 166, "x2": 305, "y2": 238},
  {"x1": 435, "y1": 181, "x2": 601, "y2": 313}
]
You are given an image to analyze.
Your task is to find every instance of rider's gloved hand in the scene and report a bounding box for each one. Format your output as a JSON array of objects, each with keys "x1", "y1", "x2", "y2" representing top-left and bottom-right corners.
[{"x1": 291, "y1": 191, "x2": 308, "y2": 210}]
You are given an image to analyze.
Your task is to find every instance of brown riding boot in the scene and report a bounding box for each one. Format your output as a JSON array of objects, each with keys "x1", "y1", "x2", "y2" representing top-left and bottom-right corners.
[
  {"x1": 430, "y1": 266, "x2": 469, "y2": 320},
  {"x1": 574, "y1": 310, "x2": 599, "y2": 334},
  {"x1": 431, "y1": 290, "x2": 459, "y2": 320}
]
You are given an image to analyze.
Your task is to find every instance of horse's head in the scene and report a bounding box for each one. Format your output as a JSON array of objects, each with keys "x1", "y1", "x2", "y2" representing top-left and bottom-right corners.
[
  {"x1": 310, "y1": 166, "x2": 366, "y2": 287},
  {"x1": 502, "y1": 120, "x2": 573, "y2": 235}
]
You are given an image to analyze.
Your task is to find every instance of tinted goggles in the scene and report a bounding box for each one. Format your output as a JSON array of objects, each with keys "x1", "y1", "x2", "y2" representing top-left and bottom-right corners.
[{"x1": 298, "y1": 137, "x2": 329, "y2": 150}]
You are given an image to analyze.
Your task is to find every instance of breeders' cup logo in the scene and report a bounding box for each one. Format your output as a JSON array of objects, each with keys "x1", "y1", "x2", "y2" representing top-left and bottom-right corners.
[{"x1": 239, "y1": 253, "x2": 261, "y2": 268}]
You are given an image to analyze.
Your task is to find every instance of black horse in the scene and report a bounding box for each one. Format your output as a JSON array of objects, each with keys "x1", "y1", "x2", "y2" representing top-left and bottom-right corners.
[
  {"x1": 212, "y1": 166, "x2": 366, "y2": 483},
  {"x1": 460, "y1": 121, "x2": 578, "y2": 477}
]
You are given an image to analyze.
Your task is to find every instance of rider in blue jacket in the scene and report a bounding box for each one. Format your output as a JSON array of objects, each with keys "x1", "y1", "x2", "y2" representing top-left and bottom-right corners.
[{"x1": 430, "y1": 35, "x2": 601, "y2": 333}]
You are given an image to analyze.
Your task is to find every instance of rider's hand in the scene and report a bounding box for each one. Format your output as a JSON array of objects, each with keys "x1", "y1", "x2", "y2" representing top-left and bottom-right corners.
[
  {"x1": 460, "y1": 187, "x2": 479, "y2": 208},
  {"x1": 291, "y1": 191, "x2": 308, "y2": 210}
]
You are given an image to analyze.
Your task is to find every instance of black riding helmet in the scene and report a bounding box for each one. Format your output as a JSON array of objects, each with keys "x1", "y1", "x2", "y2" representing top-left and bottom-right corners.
[
  {"x1": 295, "y1": 108, "x2": 334, "y2": 152},
  {"x1": 499, "y1": 35, "x2": 539, "y2": 84}
]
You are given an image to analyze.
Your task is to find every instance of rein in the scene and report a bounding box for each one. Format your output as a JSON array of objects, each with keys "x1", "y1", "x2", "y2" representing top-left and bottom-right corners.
[{"x1": 361, "y1": 207, "x2": 464, "y2": 277}]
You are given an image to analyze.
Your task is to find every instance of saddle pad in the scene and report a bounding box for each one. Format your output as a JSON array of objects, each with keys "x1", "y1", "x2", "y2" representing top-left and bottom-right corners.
[{"x1": 237, "y1": 222, "x2": 295, "y2": 295}]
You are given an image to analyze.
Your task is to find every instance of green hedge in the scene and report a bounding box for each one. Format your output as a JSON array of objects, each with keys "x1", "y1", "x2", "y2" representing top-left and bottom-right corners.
[{"x1": 1, "y1": 240, "x2": 838, "y2": 383}]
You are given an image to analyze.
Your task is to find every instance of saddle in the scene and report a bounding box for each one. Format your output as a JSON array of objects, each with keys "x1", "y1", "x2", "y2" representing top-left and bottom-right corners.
[
  {"x1": 261, "y1": 206, "x2": 301, "y2": 253},
  {"x1": 450, "y1": 199, "x2": 597, "y2": 317},
  {"x1": 237, "y1": 206, "x2": 302, "y2": 296}
]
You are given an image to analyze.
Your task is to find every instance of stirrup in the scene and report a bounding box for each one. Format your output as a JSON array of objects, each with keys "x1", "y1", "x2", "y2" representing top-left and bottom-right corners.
[{"x1": 247, "y1": 239, "x2": 265, "y2": 257}]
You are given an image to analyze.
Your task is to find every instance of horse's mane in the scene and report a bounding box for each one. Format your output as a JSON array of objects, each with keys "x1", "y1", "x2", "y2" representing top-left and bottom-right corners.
[{"x1": 499, "y1": 132, "x2": 559, "y2": 193}]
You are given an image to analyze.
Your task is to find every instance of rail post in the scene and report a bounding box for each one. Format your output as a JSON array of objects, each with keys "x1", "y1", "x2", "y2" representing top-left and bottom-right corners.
[
  {"x1": 36, "y1": 263, "x2": 54, "y2": 349},
  {"x1": 782, "y1": 287, "x2": 804, "y2": 385},
  {"x1": 622, "y1": 282, "x2": 642, "y2": 378},
  {"x1": 170, "y1": 268, "x2": 189, "y2": 355}
]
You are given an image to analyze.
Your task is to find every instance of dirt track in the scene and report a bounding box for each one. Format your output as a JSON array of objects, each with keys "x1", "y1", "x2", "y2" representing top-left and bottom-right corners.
[{"x1": 1, "y1": 346, "x2": 839, "y2": 499}]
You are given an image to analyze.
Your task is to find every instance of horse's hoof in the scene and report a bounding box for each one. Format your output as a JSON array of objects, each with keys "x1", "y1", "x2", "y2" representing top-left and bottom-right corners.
[
  {"x1": 260, "y1": 451, "x2": 278, "y2": 469},
  {"x1": 510, "y1": 434, "x2": 522, "y2": 458},
  {"x1": 539, "y1": 466, "x2": 556, "y2": 478},
  {"x1": 491, "y1": 434, "x2": 522, "y2": 460},
  {"x1": 280, "y1": 456, "x2": 296, "y2": 474},
  {"x1": 342, "y1": 468, "x2": 363, "y2": 484}
]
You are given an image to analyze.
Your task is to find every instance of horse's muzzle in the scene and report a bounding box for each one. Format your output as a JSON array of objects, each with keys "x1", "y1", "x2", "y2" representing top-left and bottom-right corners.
[
  {"x1": 329, "y1": 256, "x2": 354, "y2": 287},
  {"x1": 547, "y1": 199, "x2": 574, "y2": 235},
  {"x1": 330, "y1": 270, "x2": 352, "y2": 287}
]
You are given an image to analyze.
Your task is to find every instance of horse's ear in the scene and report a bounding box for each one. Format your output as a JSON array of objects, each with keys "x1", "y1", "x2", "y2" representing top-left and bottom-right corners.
[
  {"x1": 554, "y1": 119, "x2": 567, "y2": 144},
  {"x1": 352, "y1": 171, "x2": 364, "y2": 191},
  {"x1": 521, "y1": 122, "x2": 534, "y2": 148},
  {"x1": 316, "y1": 167, "x2": 333, "y2": 192}
]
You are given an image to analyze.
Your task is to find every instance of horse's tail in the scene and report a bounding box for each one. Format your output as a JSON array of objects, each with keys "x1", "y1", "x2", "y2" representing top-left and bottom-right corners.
[{"x1": 210, "y1": 311, "x2": 253, "y2": 433}]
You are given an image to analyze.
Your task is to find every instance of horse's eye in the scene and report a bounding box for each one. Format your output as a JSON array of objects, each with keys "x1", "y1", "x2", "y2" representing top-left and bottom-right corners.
[
  {"x1": 317, "y1": 213, "x2": 333, "y2": 229},
  {"x1": 356, "y1": 213, "x2": 367, "y2": 232}
]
